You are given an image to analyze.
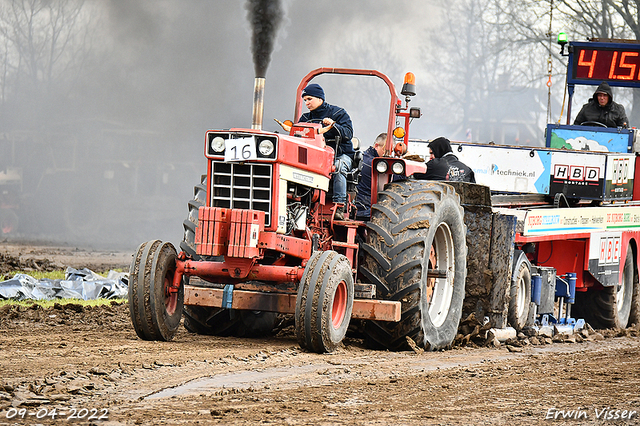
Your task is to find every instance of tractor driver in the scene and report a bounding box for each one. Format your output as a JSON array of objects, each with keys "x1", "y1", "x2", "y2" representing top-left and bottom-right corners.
[
  {"x1": 574, "y1": 81, "x2": 628, "y2": 128},
  {"x1": 277, "y1": 83, "x2": 355, "y2": 220}
]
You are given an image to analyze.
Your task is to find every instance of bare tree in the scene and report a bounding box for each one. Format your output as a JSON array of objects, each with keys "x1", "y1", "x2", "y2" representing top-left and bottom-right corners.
[
  {"x1": 421, "y1": 0, "x2": 549, "y2": 143},
  {"x1": 0, "y1": 0, "x2": 94, "y2": 118},
  {"x1": 500, "y1": 0, "x2": 640, "y2": 125}
]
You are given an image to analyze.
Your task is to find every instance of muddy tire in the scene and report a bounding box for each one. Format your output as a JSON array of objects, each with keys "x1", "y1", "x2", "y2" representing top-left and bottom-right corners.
[
  {"x1": 183, "y1": 305, "x2": 239, "y2": 336},
  {"x1": 180, "y1": 180, "x2": 207, "y2": 259},
  {"x1": 236, "y1": 311, "x2": 279, "y2": 337},
  {"x1": 183, "y1": 307, "x2": 277, "y2": 337},
  {"x1": 179, "y1": 179, "x2": 277, "y2": 336},
  {"x1": 575, "y1": 244, "x2": 634, "y2": 329},
  {"x1": 295, "y1": 250, "x2": 354, "y2": 353},
  {"x1": 360, "y1": 180, "x2": 467, "y2": 351},
  {"x1": 508, "y1": 251, "x2": 531, "y2": 330},
  {"x1": 129, "y1": 240, "x2": 184, "y2": 341},
  {"x1": 179, "y1": 179, "x2": 231, "y2": 336},
  {"x1": 630, "y1": 246, "x2": 640, "y2": 326}
]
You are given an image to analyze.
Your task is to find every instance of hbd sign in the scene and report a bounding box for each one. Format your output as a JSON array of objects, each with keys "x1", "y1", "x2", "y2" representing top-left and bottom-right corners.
[
  {"x1": 611, "y1": 158, "x2": 630, "y2": 184},
  {"x1": 553, "y1": 164, "x2": 600, "y2": 181},
  {"x1": 599, "y1": 235, "x2": 621, "y2": 265}
]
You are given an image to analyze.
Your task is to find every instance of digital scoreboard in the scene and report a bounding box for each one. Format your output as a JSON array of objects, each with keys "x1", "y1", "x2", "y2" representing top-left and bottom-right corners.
[{"x1": 568, "y1": 41, "x2": 640, "y2": 88}]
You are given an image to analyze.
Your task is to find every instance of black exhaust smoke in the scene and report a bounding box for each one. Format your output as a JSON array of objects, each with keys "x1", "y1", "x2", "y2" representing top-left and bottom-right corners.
[{"x1": 246, "y1": 0, "x2": 283, "y2": 129}]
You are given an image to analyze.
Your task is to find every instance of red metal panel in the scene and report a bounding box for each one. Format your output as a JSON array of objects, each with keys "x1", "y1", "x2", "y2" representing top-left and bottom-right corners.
[
  {"x1": 196, "y1": 206, "x2": 213, "y2": 256},
  {"x1": 516, "y1": 233, "x2": 591, "y2": 243},
  {"x1": 196, "y1": 207, "x2": 232, "y2": 257},
  {"x1": 195, "y1": 206, "x2": 204, "y2": 251},
  {"x1": 226, "y1": 209, "x2": 265, "y2": 259},
  {"x1": 211, "y1": 208, "x2": 230, "y2": 256},
  {"x1": 228, "y1": 209, "x2": 239, "y2": 257},
  {"x1": 257, "y1": 232, "x2": 312, "y2": 259},
  {"x1": 633, "y1": 156, "x2": 640, "y2": 201},
  {"x1": 537, "y1": 239, "x2": 588, "y2": 288}
]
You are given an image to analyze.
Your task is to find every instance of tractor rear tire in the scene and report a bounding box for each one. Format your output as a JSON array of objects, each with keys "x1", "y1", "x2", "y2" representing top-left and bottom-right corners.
[
  {"x1": 183, "y1": 305, "x2": 240, "y2": 336},
  {"x1": 575, "y1": 244, "x2": 634, "y2": 329},
  {"x1": 183, "y1": 306, "x2": 277, "y2": 337},
  {"x1": 179, "y1": 179, "x2": 277, "y2": 337},
  {"x1": 508, "y1": 251, "x2": 531, "y2": 330},
  {"x1": 128, "y1": 240, "x2": 184, "y2": 341},
  {"x1": 295, "y1": 250, "x2": 354, "y2": 353},
  {"x1": 360, "y1": 180, "x2": 467, "y2": 351},
  {"x1": 180, "y1": 180, "x2": 207, "y2": 259}
]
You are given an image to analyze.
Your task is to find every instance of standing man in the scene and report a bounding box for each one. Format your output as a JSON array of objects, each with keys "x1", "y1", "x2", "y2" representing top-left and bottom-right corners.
[
  {"x1": 574, "y1": 82, "x2": 628, "y2": 128},
  {"x1": 355, "y1": 133, "x2": 386, "y2": 221},
  {"x1": 279, "y1": 83, "x2": 355, "y2": 220},
  {"x1": 415, "y1": 137, "x2": 475, "y2": 183}
]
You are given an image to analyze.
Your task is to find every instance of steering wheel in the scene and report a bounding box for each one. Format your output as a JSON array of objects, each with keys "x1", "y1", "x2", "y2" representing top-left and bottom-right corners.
[{"x1": 581, "y1": 121, "x2": 607, "y2": 128}]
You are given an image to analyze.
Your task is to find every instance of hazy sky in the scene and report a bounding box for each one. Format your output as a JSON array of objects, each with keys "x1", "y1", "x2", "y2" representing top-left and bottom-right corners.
[{"x1": 1, "y1": 0, "x2": 442, "y2": 249}]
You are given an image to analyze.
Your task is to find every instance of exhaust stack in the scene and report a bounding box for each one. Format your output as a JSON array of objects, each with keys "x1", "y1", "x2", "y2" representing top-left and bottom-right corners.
[{"x1": 251, "y1": 77, "x2": 265, "y2": 130}]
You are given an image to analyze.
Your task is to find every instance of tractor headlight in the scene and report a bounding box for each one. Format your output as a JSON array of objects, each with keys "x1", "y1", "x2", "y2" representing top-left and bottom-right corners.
[
  {"x1": 211, "y1": 136, "x2": 225, "y2": 153},
  {"x1": 375, "y1": 161, "x2": 388, "y2": 173},
  {"x1": 258, "y1": 139, "x2": 275, "y2": 156},
  {"x1": 392, "y1": 161, "x2": 405, "y2": 175}
]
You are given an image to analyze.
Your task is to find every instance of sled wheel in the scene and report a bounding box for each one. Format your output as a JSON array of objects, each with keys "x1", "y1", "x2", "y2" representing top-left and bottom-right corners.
[
  {"x1": 508, "y1": 251, "x2": 531, "y2": 330},
  {"x1": 295, "y1": 250, "x2": 354, "y2": 353},
  {"x1": 128, "y1": 240, "x2": 184, "y2": 341},
  {"x1": 575, "y1": 244, "x2": 634, "y2": 329},
  {"x1": 360, "y1": 180, "x2": 467, "y2": 351}
]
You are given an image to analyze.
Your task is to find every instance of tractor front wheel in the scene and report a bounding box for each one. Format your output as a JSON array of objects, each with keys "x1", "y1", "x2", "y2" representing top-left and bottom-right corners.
[
  {"x1": 128, "y1": 240, "x2": 184, "y2": 341},
  {"x1": 295, "y1": 250, "x2": 354, "y2": 353}
]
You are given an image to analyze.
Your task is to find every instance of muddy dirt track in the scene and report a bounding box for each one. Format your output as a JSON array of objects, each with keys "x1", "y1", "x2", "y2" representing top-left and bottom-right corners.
[{"x1": 1, "y1": 244, "x2": 640, "y2": 425}]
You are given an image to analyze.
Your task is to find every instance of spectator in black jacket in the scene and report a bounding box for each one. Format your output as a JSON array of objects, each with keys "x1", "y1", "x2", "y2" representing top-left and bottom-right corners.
[
  {"x1": 415, "y1": 137, "x2": 475, "y2": 183},
  {"x1": 574, "y1": 82, "x2": 628, "y2": 128},
  {"x1": 355, "y1": 133, "x2": 386, "y2": 220}
]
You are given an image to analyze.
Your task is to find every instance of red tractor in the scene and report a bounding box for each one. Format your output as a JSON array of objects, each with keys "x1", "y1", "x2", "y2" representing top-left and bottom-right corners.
[{"x1": 128, "y1": 68, "x2": 468, "y2": 353}]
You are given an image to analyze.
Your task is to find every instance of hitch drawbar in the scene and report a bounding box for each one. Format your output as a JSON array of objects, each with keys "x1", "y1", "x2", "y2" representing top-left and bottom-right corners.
[{"x1": 183, "y1": 284, "x2": 402, "y2": 322}]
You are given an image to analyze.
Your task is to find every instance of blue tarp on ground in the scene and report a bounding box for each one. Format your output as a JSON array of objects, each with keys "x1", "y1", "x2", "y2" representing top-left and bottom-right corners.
[{"x1": 0, "y1": 268, "x2": 128, "y2": 301}]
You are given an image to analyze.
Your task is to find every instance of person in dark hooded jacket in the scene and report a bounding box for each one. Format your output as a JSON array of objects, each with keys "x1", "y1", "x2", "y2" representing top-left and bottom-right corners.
[
  {"x1": 414, "y1": 137, "x2": 475, "y2": 183},
  {"x1": 574, "y1": 82, "x2": 628, "y2": 128}
]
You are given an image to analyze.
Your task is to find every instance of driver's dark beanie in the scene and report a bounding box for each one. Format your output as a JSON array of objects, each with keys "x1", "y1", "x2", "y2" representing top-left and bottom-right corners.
[
  {"x1": 428, "y1": 137, "x2": 453, "y2": 159},
  {"x1": 302, "y1": 83, "x2": 325, "y2": 101}
]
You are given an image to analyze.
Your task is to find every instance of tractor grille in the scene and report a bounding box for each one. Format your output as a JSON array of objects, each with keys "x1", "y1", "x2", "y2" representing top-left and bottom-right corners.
[{"x1": 211, "y1": 162, "x2": 272, "y2": 226}]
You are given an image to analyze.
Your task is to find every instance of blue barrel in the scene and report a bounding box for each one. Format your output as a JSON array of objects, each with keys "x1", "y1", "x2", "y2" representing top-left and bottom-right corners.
[
  {"x1": 566, "y1": 272, "x2": 577, "y2": 304},
  {"x1": 531, "y1": 274, "x2": 542, "y2": 305}
]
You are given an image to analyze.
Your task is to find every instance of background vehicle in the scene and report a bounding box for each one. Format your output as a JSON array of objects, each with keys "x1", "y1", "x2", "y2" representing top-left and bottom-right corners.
[{"x1": 409, "y1": 38, "x2": 640, "y2": 332}]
